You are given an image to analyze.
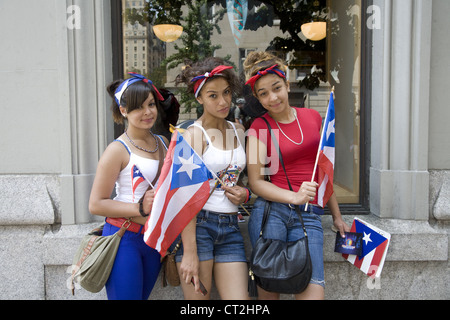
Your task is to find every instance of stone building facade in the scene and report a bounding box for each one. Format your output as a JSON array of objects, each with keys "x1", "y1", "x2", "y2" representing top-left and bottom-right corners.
[{"x1": 0, "y1": 0, "x2": 448, "y2": 300}]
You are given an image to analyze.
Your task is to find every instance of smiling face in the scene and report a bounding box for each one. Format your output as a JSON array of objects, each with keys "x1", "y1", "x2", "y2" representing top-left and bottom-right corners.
[
  {"x1": 120, "y1": 92, "x2": 158, "y2": 130},
  {"x1": 254, "y1": 73, "x2": 291, "y2": 115},
  {"x1": 196, "y1": 77, "x2": 232, "y2": 119}
]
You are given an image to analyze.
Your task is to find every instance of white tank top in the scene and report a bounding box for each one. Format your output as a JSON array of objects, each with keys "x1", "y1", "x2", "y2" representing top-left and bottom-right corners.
[
  {"x1": 113, "y1": 137, "x2": 166, "y2": 203},
  {"x1": 190, "y1": 121, "x2": 246, "y2": 213}
]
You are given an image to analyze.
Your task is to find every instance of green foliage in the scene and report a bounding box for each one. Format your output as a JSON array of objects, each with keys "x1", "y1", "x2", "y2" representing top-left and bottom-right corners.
[{"x1": 127, "y1": 0, "x2": 330, "y2": 114}]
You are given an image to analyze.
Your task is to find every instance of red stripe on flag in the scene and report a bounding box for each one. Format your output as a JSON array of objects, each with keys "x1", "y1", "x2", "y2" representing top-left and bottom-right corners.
[
  {"x1": 156, "y1": 183, "x2": 211, "y2": 255},
  {"x1": 367, "y1": 240, "x2": 388, "y2": 278}
]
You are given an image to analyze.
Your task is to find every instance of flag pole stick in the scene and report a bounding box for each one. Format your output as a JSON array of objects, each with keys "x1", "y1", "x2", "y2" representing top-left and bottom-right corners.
[
  {"x1": 305, "y1": 86, "x2": 335, "y2": 211},
  {"x1": 170, "y1": 124, "x2": 251, "y2": 216}
]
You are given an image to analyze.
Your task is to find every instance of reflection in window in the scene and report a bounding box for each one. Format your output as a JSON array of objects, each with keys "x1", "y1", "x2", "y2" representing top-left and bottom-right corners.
[{"x1": 120, "y1": 0, "x2": 362, "y2": 205}]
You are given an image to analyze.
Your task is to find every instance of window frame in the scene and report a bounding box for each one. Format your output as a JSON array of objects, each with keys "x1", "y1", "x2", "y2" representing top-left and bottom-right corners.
[{"x1": 110, "y1": 0, "x2": 372, "y2": 214}]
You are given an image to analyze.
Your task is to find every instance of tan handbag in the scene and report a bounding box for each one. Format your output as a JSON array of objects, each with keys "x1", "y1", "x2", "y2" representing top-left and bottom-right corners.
[{"x1": 69, "y1": 220, "x2": 131, "y2": 294}]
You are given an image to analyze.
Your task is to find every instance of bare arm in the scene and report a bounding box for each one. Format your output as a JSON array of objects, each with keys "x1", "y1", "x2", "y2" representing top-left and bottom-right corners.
[
  {"x1": 177, "y1": 127, "x2": 204, "y2": 294},
  {"x1": 326, "y1": 193, "x2": 351, "y2": 237}
]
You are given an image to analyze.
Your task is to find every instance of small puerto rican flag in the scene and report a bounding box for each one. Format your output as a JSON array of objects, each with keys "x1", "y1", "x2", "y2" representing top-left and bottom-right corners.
[
  {"x1": 132, "y1": 165, "x2": 146, "y2": 202},
  {"x1": 342, "y1": 218, "x2": 391, "y2": 278}
]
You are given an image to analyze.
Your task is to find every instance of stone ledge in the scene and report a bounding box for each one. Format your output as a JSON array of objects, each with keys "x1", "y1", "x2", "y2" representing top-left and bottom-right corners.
[
  {"x1": 42, "y1": 214, "x2": 449, "y2": 267},
  {"x1": 0, "y1": 214, "x2": 447, "y2": 300},
  {"x1": 0, "y1": 175, "x2": 58, "y2": 225}
]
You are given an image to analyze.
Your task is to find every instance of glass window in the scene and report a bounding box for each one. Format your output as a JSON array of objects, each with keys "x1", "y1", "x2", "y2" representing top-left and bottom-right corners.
[{"x1": 119, "y1": 0, "x2": 365, "y2": 207}]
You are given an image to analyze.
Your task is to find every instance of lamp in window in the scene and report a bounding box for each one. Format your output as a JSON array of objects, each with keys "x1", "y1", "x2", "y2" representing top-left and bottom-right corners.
[
  {"x1": 301, "y1": 0, "x2": 326, "y2": 41},
  {"x1": 301, "y1": 21, "x2": 327, "y2": 41},
  {"x1": 152, "y1": 24, "x2": 183, "y2": 43}
]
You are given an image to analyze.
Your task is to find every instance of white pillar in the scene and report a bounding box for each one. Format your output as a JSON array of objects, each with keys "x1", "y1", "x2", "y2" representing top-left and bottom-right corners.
[
  {"x1": 60, "y1": 0, "x2": 114, "y2": 224},
  {"x1": 370, "y1": 0, "x2": 432, "y2": 220}
]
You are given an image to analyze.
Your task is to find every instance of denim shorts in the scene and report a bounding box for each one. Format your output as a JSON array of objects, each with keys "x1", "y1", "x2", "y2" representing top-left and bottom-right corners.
[
  {"x1": 248, "y1": 197, "x2": 325, "y2": 288},
  {"x1": 175, "y1": 210, "x2": 247, "y2": 263}
]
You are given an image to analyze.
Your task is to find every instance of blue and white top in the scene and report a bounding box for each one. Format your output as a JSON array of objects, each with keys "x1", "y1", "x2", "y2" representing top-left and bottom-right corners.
[{"x1": 113, "y1": 136, "x2": 167, "y2": 203}]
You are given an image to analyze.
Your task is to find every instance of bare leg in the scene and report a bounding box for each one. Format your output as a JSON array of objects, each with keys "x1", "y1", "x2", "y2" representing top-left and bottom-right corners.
[{"x1": 214, "y1": 262, "x2": 250, "y2": 300}]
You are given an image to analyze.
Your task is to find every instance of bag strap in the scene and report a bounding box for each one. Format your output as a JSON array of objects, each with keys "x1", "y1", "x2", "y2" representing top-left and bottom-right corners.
[{"x1": 261, "y1": 117, "x2": 308, "y2": 237}]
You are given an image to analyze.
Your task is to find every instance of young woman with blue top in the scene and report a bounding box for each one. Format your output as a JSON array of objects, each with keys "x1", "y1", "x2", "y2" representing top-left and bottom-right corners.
[{"x1": 89, "y1": 73, "x2": 169, "y2": 300}]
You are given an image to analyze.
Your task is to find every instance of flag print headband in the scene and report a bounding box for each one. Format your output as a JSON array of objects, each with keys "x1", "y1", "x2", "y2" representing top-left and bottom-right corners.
[
  {"x1": 245, "y1": 64, "x2": 286, "y2": 91},
  {"x1": 114, "y1": 72, "x2": 164, "y2": 106},
  {"x1": 191, "y1": 65, "x2": 234, "y2": 98}
]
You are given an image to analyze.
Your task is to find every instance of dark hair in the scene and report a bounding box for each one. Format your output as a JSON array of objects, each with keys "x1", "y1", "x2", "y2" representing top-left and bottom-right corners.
[
  {"x1": 106, "y1": 80, "x2": 162, "y2": 124},
  {"x1": 175, "y1": 57, "x2": 241, "y2": 99}
]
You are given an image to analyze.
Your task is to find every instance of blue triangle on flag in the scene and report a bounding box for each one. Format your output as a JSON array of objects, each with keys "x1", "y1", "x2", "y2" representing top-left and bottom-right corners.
[
  {"x1": 170, "y1": 133, "x2": 213, "y2": 190},
  {"x1": 354, "y1": 219, "x2": 388, "y2": 258}
]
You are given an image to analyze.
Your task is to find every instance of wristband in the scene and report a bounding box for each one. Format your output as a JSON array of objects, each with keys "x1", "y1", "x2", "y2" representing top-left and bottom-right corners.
[
  {"x1": 139, "y1": 198, "x2": 150, "y2": 217},
  {"x1": 244, "y1": 187, "x2": 252, "y2": 204}
]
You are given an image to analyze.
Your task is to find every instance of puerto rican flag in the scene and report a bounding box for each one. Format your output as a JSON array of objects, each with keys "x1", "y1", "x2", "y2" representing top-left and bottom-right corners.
[
  {"x1": 132, "y1": 165, "x2": 146, "y2": 202},
  {"x1": 317, "y1": 92, "x2": 336, "y2": 208},
  {"x1": 144, "y1": 130, "x2": 213, "y2": 256},
  {"x1": 343, "y1": 218, "x2": 391, "y2": 278}
]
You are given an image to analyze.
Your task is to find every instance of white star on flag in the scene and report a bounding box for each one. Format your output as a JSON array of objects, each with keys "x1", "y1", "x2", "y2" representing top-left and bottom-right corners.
[
  {"x1": 363, "y1": 232, "x2": 372, "y2": 245},
  {"x1": 326, "y1": 119, "x2": 335, "y2": 141},
  {"x1": 176, "y1": 155, "x2": 200, "y2": 180}
]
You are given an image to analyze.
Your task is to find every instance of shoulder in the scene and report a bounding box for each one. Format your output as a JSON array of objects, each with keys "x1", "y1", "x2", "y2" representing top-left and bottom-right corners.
[
  {"x1": 97, "y1": 139, "x2": 130, "y2": 170},
  {"x1": 107, "y1": 138, "x2": 131, "y2": 156},
  {"x1": 297, "y1": 108, "x2": 322, "y2": 124},
  {"x1": 183, "y1": 122, "x2": 207, "y2": 155},
  {"x1": 156, "y1": 135, "x2": 170, "y2": 149},
  {"x1": 230, "y1": 121, "x2": 245, "y2": 132},
  {"x1": 250, "y1": 114, "x2": 270, "y2": 130},
  {"x1": 184, "y1": 122, "x2": 205, "y2": 140}
]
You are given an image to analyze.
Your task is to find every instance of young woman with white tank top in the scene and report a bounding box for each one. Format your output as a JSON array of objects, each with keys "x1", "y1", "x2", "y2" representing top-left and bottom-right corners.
[{"x1": 174, "y1": 57, "x2": 251, "y2": 300}]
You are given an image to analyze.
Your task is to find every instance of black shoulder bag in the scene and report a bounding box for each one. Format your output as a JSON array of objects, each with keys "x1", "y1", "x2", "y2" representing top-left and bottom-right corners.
[{"x1": 248, "y1": 118, "x2": 312, "y2": 296}]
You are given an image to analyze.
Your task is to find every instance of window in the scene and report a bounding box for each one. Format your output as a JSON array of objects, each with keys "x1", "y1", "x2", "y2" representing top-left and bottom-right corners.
[{"x1": 114, "y1": 0, "x2": 369, "y2": 210}]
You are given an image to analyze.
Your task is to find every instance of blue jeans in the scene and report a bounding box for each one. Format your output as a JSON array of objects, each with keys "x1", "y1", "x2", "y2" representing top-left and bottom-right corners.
[
  {"x1": 102, "y1": 222, "x2": 161, "y2": 300},
  {"x1": 248, "y1": 197, "x2": 325, "y2": 288},
  {"x1": 175, "y1": 210, "x2": 247, "y2": 263}
]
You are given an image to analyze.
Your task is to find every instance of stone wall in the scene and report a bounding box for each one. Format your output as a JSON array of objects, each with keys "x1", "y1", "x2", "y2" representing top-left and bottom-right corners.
[{"x1": 0, "y1": 173, "x2": 447, "y2": 300}]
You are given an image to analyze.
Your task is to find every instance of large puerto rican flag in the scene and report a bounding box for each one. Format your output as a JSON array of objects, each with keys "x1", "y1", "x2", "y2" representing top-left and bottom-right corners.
[
  {"x1": 144, "y1": 130, "x2": 213, "y2": 256},
  {"x1": 317, "y1": 92, "x2": 336, "y2": 208},
  {"x1": 343, "y1": 218, "x2": 391, "y2": 278}
]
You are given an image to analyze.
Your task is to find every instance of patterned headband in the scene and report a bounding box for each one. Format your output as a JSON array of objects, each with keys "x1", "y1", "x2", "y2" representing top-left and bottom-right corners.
[
  {"x1": 114, "y1": 72, "x2": 164, "y2": 106},
  {"x1": 191, "y1": 65, "x2": 234, "y2": 98},
  {"x1": 245, "y1": 64, "x2": 286, "y2": 91}
]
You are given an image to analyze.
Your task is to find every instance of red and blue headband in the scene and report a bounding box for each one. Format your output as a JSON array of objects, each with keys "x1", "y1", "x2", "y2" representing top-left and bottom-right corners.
[
  {"x1": 191, "y1": 65, "x2": 234, "y2": 98},
  {"x1": 114, "y1": 72, "x2": 164, "y2": 106},
  {"x1": 245, "y1": 64, "x2": 286, "y2": 91}
]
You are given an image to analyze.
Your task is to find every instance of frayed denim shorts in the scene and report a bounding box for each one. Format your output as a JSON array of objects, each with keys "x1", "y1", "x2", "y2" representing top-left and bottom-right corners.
[
  {"x1": 175, "y1": 210, "x2": 247, "y2": 263},
  {"x1": 248, "y1": 197, "x2": 325, "y2": 288}
]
